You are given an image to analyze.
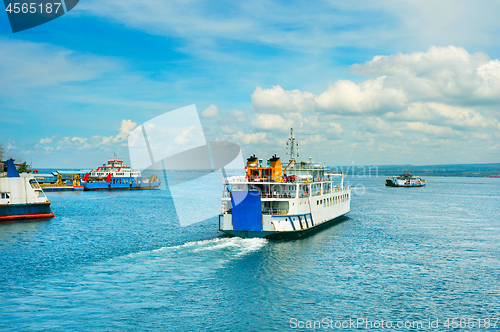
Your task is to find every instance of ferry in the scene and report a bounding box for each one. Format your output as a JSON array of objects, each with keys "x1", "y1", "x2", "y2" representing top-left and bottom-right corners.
[
  {"x1": 385, "y1": 172, "x2": 426, "y2": 187},
  {"x1": 0, "y1": 159, "x2": 54, "y2": 221},
  {"x1": 81, "y1": 157, "x2": 160, "y2": 191},
  {"x1": 219, "y1": 128, "x2": 351, "y2": 239}
]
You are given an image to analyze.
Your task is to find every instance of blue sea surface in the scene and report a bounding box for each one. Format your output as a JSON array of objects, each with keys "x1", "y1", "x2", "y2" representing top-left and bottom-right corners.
[{"x1": 1, "y1": 176, "x2": 499, "y2": 331}]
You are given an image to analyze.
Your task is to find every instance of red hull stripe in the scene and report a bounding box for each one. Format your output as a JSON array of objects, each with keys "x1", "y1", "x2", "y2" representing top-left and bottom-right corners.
[{"x1": 0, "y1": 212, "x2": 55, "y2": 221}]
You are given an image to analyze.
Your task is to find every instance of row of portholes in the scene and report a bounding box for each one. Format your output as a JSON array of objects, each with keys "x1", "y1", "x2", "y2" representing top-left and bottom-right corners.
[
  {"x1": 316, "y1": 193, "x2": 349, "y2": 206},
  {"x1": 112, "y1": 178, "x2": 135, "y2": 184}
]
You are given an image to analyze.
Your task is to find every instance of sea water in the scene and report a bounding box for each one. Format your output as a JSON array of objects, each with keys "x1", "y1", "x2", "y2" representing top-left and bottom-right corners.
[{"x1": 0, "y1": 176, "x2": 499, "y2": 331}]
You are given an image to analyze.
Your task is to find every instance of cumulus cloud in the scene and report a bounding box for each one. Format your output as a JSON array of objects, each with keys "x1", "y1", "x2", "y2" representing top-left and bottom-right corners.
[
  {"x1": 252, "y1": 78, "x2": 406, "y2": 115},
  {"x1": 57, "y1": 136, "x2": 92, "y2": 150},
  {"x1": 351, "y1": 45, "x2": 500, "y2": 103},
  {"x1": 39, "y1": 119, "x2": 138, "y2": 152},
  {"x1": 251, "y1": 46, "x2": 500, "y2": 139},
  {"x1": 112, "y1": 119, "x2": 137, "y2": 144},
  {"x1": 230, "y1": 109, "x2": 247, "y2": 123},
  {"x1": 252, "y1": 86, "x2": 316, "y2": 113},
  {"x1": 201, "y1": 104, "x2": 220, "y2": 118},
  {"x1": 174, "y1": 125, "x2": 199, "y2": 145},
  {"x1": 386, "y1": 102, "x2": 500, "y2": 130},
  {"x1": 39, "y1": 137, "x2": 53, "y2": 144},
  {"x1": 251, "y1": 114, "x2": 294, "y2": 131},
  {"x1": 230, "y1": 131, "x2": 267, "y2": 145},
  {"x1": 404, "y1": 122, "x2": 458, "y2": 138}
]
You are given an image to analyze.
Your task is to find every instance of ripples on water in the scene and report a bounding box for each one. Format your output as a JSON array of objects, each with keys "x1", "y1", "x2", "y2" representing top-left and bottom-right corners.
[{"x1": 1, "y1": 176, "x2": 499, "y2": 331}]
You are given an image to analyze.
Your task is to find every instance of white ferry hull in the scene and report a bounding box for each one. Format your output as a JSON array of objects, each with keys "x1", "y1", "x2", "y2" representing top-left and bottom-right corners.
[
  {"x1": 219, "y1": 188, "x2": 351, "y2": 239},
  {"x1": 220, "y1": 214, "x2": 349, "y2": 239}
]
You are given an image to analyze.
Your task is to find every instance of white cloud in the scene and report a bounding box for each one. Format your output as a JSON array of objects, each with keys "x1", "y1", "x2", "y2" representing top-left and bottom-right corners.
[
  {"x1": 230, "y1": 131, "x2": 267, "y2": 145},
  {"x1": 230, "y1": 109, "x2": 247, "y2": 123},
  {"x1": 251, "y1": 114, "x2": 294, "y2": 131},
  {"x1": 201, "y1": 104, "x2": 220, "y2": 118},
  {"x1": 252, "y1": 78, "x2": 406, "y2": 115},
  {"x1": 112, "y1": 119, "x2": 137, "y2": 144},
  {"x1": 404, "y1": 122, "x2": 458, "y2": 138},
  {"x1": 39, "y1": 137, "x2": 53, "y2": 144},
  {"x1": 351, "y1": 46, "x2": 500, "y2": 103},
  {"x1": 316, "y1": 77, "x2": 407, "y2": 114},
  {"x1": 252, "y1": 86, "x2": 316, "y2": 113},
  {"x1": 45, "y1": 119, "x2": 137, "y2": 151},
  {"x1": 174, "y1": 125, "x2": 199, "y2": 145},
  {"x1": 92, "y1": 136, "x2": 114, "y2": 148},
  {"x1": 386, "y1": 102, "x2": 500, "y2": 130}
]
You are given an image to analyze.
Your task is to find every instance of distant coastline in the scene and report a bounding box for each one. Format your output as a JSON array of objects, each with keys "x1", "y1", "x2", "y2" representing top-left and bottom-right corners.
[{"x1": 333, "y1": 163, "x2": 500, "y2": 177}]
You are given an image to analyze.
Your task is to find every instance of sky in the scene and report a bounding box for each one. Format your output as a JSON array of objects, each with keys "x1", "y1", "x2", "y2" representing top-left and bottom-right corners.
[{"x1": 0, "y1": 0, "x2": 499, "y2": 168}]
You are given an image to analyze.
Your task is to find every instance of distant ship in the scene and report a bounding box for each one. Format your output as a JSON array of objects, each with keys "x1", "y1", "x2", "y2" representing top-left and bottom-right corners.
[
  {"x1": 0, "y1": 159, "x2": 54, "y2": 221},
  {"x1": 81, "y1": 157, "x2": 160, "y2": 191},
  {"x1": 385, "y1": 172, "x2": 426, "y2": 187},
  {"x1": 490, "y1": 175, "x2": 500, "y2": 178},
  {"x1": 219, "y1": 128, "x2": 351, "y2": 239}
]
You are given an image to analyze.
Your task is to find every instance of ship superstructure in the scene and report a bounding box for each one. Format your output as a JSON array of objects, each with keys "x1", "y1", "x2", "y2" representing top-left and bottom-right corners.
[{"x1": 219, "y1": 128, "x2": 351, "y2": 239}]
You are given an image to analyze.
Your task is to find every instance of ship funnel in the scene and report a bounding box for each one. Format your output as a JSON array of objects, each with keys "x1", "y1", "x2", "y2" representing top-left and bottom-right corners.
[
  {"x1": 247, "y1": 154, "x2": 258, "y2": 167},
  {"x1": 6, "y1": 159, "x2": 20, "y2": 178}
]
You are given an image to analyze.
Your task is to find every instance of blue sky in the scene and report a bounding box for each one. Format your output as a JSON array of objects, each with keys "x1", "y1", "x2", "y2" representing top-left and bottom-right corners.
[{"x1": 1, "y1": 0, "x2": 499, "y2": 168}]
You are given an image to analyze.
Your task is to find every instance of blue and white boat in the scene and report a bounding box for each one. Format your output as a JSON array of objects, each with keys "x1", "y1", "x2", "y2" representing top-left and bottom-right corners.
[
  {"x1": 81, "y1": 157, "x2": 160, "y2": 191},
  {"x1": 0, "y1": 159, "x2": 54, "y2": 221},
  {"x1": 385, "y1": 172, "x2": 426, "y2": 187},
  {"x1": 219, "y1": 128, "x2": 351, "y2": 239}
]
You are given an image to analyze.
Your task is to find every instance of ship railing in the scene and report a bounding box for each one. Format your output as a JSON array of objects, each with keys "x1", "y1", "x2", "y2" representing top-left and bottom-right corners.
[
  {"x1": 261, "y1": 192, "x2": 295, "y2": 199},
  {"x1": 223, "y1": 175, "x2": 247, "y2": 183},
  {"x1": 221, "y1": 191, "x2": 296, "y2": 199},
  {"x1": 262, "y1": 208, "x2": 288, "y2": 215}
]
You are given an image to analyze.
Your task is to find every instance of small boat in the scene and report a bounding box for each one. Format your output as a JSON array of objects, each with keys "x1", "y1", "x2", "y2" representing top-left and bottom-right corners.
[
  {"x1": 219, "y1": 128, "x2": 351, "y2": 239},
  {"x1": 0, "y1": 159, "x2": 54, "y2": 221},
  {"x1": 81, "y1": 157, "x2": 160, "y2": 191},
  {"x1": 385, "y1": 172, "x2": 426, "y2": 187}
]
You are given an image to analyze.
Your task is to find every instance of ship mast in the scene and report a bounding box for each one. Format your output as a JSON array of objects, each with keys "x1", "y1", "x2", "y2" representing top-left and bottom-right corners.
[{"x1": 287, "y1": 128, "x2": 298, "y2": 162}]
